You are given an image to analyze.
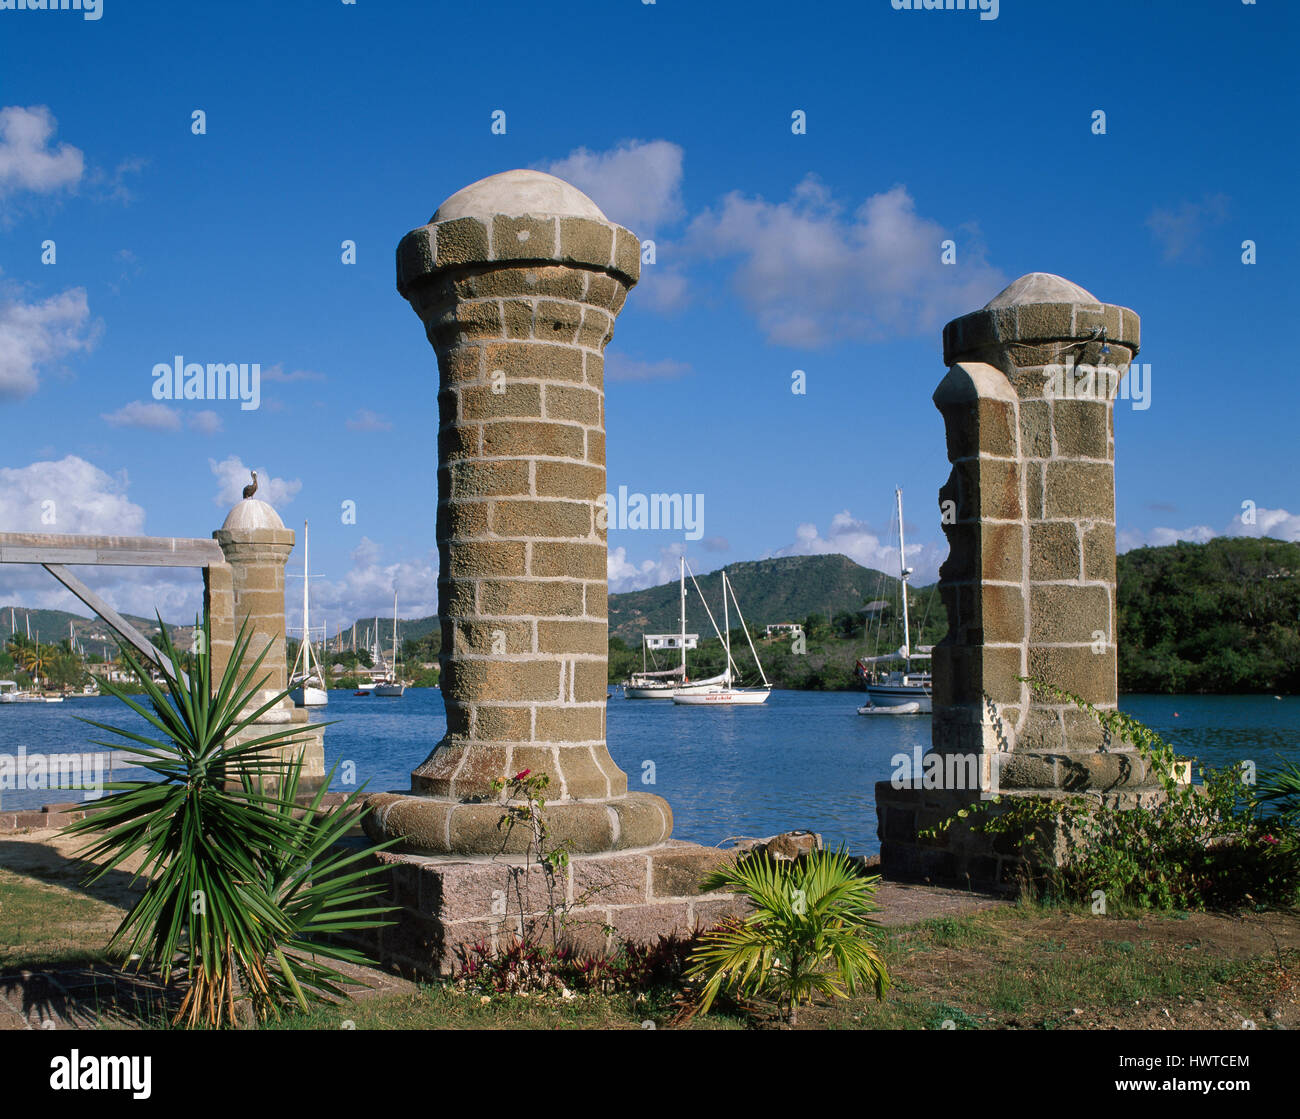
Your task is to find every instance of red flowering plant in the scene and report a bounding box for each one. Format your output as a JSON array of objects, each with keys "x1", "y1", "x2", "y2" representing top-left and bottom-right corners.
[{"x1": 485, "y1": 767, "x2": 611, "y2": 957}]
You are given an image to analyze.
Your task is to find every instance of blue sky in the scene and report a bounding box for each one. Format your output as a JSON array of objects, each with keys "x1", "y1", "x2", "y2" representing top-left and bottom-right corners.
[{"x1": 1, "y1": 0, "x2": 1296, "y2": 634}]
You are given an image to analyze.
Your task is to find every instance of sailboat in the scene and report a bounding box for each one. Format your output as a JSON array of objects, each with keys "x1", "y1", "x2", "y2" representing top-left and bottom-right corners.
[
  {"x1": 857, "y1": 488, "x2": 932, "y2": 715},
  {"x1": 624, "y1": 557, "x2": 728, "y2": 699},
  {"x1": 373, "y1": 592, "x2": 406, "y2": 697},
  {"x1": 288, "y1": 521, "x2": 328, "y2": 707},
  {"x1": 672, "y1": 568, "x2": 772, "y2": 706}
]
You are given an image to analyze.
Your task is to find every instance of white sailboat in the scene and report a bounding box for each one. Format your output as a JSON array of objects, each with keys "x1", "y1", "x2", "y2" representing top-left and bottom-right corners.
[
  {"x1": 289, "y1": 520, "x2": 329, "y2": 707},
  {"x1": 624, "y1": 557, "x2": 728, "y2": 699},
  {"x1": 858, "y1": 488, "x2": 932, "y2": 715},
  {"x1": 672, "y1": 568, "x2": 772, "y2": 706},
  {"x1": 373, "y1": 592, "x2": 406, "y2": 697}
]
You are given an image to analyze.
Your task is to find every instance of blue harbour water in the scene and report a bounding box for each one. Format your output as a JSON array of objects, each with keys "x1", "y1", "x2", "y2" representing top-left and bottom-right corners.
[{"x1": 2, "y1": 690, "x2": 1297, "y2": 855}]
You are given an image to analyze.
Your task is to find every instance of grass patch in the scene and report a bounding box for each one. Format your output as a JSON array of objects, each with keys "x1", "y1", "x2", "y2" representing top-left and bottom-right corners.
[
  {"x1": 4, "y1": 856, "x2": 1296, "y2": 1031},
  {"x1": 0, "y1": 867, "x2": 122, "y2": 971}
]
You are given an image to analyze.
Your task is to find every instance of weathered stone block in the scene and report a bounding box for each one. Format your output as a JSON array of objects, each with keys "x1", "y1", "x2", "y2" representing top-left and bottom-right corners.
[
  {"x1": 448, "y1": 540, "x2": 526, "y2": 577},
  {"x1": 1029, "y1": 521, "x2": 1081, "y2": 580},
  {"x1": 572, "y1": 853, "x2": 650, "y2": 907},
  {"x1": 537, "y1": 619, "x2": 606, "y2": 654},
  {"x1": 558, "y1": 217, "x2": 615, "y2": 269},
  {"x1": 543, "y1": 384, "x2": 602, "y2": 426},
  {"x1": 1019, "y1": 400, "x2": 1053, "y2": 457},
  {"x1": 531, "y1": 541, "x2": 606, "y2": 579},
  {"x1": 1052, "y1": 399, "x2": 1109, "y2": 459},
  {"x1": 1029, "y1": 584, "x2": 1111, "y2": 644},
  {"x1": 492, "y1": 215, "x2": 557, "y2": 260},
  {"x1": 534, "y1": 705, "x2": 603, "y2": 742},
  {"x1": 535, "y1": 461, "x2": 604, "y2": 500},
  {"x1": 482, "y1": 420, "x2": 585, "y2": 460},
  {"x1": 444, "y1": 658, "x2": 561, "y2": 703},
  {"x1": 491, "y1": 499, "x2": 591, "y2": 540},
  {"x1": 534, "y1": 299, "x2": 583, "y2": 343},
  {"x1": 477, "y1": 579, "x2": 585, "y2": 618},
  {"x1": 482, "y1": 340, "x2": 584, "y2": 383},
  {"x1": 1044, "y1": 461, "x2": 1113, "y2": 518},
  {"x1": 434, "y1": 217, "x2": 490, "y2": 269}
]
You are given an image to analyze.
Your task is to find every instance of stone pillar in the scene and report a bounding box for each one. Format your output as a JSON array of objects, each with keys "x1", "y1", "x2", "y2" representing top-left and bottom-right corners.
[
  {"x1": 355, "y1": 171, "x2": 760, "y2": 976},
  {"x1": 366, "y1": 169, "x2": 670, "y2": 855},
  {"x1": 213, "y1": 499, "x2": 325, "y2": 787},
  {"x1": 877, "y1": 273, "x2": 1161, "y2": 888}
]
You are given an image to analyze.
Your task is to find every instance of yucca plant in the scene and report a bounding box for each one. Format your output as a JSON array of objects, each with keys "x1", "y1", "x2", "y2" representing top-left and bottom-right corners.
[
  {"x1": 686, "y1": 846, "x2": 890, "y2": 1025},
  {"x1": 65, "y1": 611, "x2": 393, "y2": 1028},
  {"x1": 1257, "y1": 760, "x2": 1300, "y2": 823}
]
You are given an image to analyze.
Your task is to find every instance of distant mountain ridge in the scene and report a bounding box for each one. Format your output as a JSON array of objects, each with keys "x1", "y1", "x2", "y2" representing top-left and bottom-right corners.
[
  {"x1": 0, "y1": 604, "x2": 173, "y2": 649},
  {"x1": 607, "y1": 553, "x2": 908, "y2": 645}
]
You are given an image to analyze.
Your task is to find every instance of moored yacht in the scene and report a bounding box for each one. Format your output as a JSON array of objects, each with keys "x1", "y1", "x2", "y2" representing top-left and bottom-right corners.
[{"x1": 857, "y1": 488, "x2": 932, "y2": 715}]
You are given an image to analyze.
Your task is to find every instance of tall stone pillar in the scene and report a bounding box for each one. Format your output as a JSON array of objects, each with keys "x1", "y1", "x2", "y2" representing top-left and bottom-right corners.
[
  {"x1": 359, "y1": 172, "x2": 752, "y2": 975},
  {"x1": 213, "y1": 499, "x2": 325, "y2": 787},
  {"x1": 366, "y1": 170, "x2": 670, "y2": 854},
  {"x1": 877, "y1": 273, "x2": 1162, "y2": 888}
]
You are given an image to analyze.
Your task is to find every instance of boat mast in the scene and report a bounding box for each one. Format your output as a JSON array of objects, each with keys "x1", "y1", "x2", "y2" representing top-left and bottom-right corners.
[
  {"x1": 392, "y1": 591, "x2": 399, "y2": 680},
  {"x1": 722, "y1": 571, "x2": 732, "y2": 688},
  {"x1": 727, "y1": 575, "x2": 770, "y2": 688},
  {"x1": 896, "y1": 486, "x2": 912, "y2": 668},
  {"x1": 302, "y1": 520, "x2": 311, "y2": 679},
  {"x1": 679, "y1": 555, "x2": 687, "y2": 680}
]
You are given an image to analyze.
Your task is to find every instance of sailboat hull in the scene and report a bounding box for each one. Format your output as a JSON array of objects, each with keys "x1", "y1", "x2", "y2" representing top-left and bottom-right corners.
[
  {"x1": 672, "y1": 688, "x2": 771, "y2": 706},
  {"x1": 861, "y1": 685, "x2": 931, "y2": 713},
  {"x1": 623, "y1": 685, "x2": 677, "y2": 699},
  {"x1": 290, "y1": 685, "x2": 329, "y2": 707}
]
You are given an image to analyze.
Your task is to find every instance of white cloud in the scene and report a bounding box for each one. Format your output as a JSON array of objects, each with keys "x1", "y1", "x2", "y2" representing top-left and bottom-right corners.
[
  {"x1": 0, "y1": 456, "x2": 144, "y2": 536},
  {"x1": 635, "y1": 265, "x2": 689, "y2": 312},
  {"x1": 605, "y1": 355, "x2": 690, "y2": 383},
  {"x1": 188, "y1": 410, "x2": 223, "y2": 435},
  {"x1": 0, "y1": 457, "x2": 204, "y2": 621},
  {"x1": 346, "y1": 408, "x2": 393, "y2": 432},
  {"x1": 87, "y1": 156, "x2": 146, "y2": 205},
  {"x1": 1117, "y1": 524, "x2": 1216, "y2": 552},
  {"x1": 209, "y1": 455, "x2": 302, "y2": 508},
  {"x1": 539, "y1": 140, "x2": 685, "y2": 235},
  {"x1": 684, "y1": 176, "x2": 1005, "y2": 347},
  {"x1": 607, "y1": 543, "x2": 688, "y2": 594},
  {"x1": 1236, "y1": 506, "x2": 1300, "y2": 541},
  {"x1": 101, "y1": 400, "x2": 182, "y2": 432},
  {"x1": 0, "y1": 287, "x2": 97, "y2": 399},
  {"x1": 1146, "y1": 194, "x2": 1229, "y2": 262},
  {"x1": 296, "y1": 537, "x2": 438, "y2": 634},
  {"x1": 1120, "y1": 506, "x2": 1300, "y2": 552},
  {"x1": 769, "y1": 510, "x2": 943, "y2": 584},
  {"x1": 0, "y1": 106, "x2": 84, "y2": 197},
  {"x1": 262, "y1": 363, "x2": 325, "y2": 383}
]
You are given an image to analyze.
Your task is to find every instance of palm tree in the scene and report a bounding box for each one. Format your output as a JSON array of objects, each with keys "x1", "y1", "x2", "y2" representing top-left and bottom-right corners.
[{"x1": 686, "y1": 847, "x2": 890, "y2": 1025}]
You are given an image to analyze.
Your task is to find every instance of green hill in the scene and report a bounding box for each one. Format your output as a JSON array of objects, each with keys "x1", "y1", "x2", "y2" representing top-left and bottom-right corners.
[
  {"x1": 1117, "y1": 536, "x2": 1300, "y2": 693},
  {"x1": 608, "y1": 553, "x2": 940, "y2": 645},
  {"x1": 0, "y1": 604, "x2": 175, "y2": 652}
]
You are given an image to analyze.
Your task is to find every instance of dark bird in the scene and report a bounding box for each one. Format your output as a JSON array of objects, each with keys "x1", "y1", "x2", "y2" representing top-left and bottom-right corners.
[{"x1": 242, "y1": 471, "x2": 258, "y2": 500}]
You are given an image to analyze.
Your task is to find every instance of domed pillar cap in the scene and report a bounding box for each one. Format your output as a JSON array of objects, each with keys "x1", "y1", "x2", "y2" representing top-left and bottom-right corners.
[
  {"x1": 943, "y1": 271, "x2": 1140, "y2": 366},
  {"x1": 396, "y1": 169, "x2": 641, "y2": 298}
]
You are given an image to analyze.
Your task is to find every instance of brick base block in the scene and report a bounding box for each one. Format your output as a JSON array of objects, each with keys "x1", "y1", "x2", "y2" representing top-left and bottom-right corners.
[
  {"x1": 341, "y1": 836, "x2": 821, "y2": 978},
  {"x1": 876, "y1": 781, "x2": 1165, "y2": 893}
]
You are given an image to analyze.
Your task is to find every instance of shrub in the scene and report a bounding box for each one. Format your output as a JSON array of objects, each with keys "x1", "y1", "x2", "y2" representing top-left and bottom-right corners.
[
  {"x1": 685, "y1": 847, "x2": 890, "y2": 1025},
  {"x1": 927, "y1": 679, "x2": 1300, "y2": 910}
]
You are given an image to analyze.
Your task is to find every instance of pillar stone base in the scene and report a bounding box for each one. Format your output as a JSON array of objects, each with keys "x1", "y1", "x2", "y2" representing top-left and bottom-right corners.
[
  {"x1": 363, "y1": 789, "x2": 672, "y2": 855},
  {"x1": 876, "y1": 782, "x2": 1166, "y2": 893},
  {"x1": 347, "y1": 840, "x2": 754, "y2": 977}
]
